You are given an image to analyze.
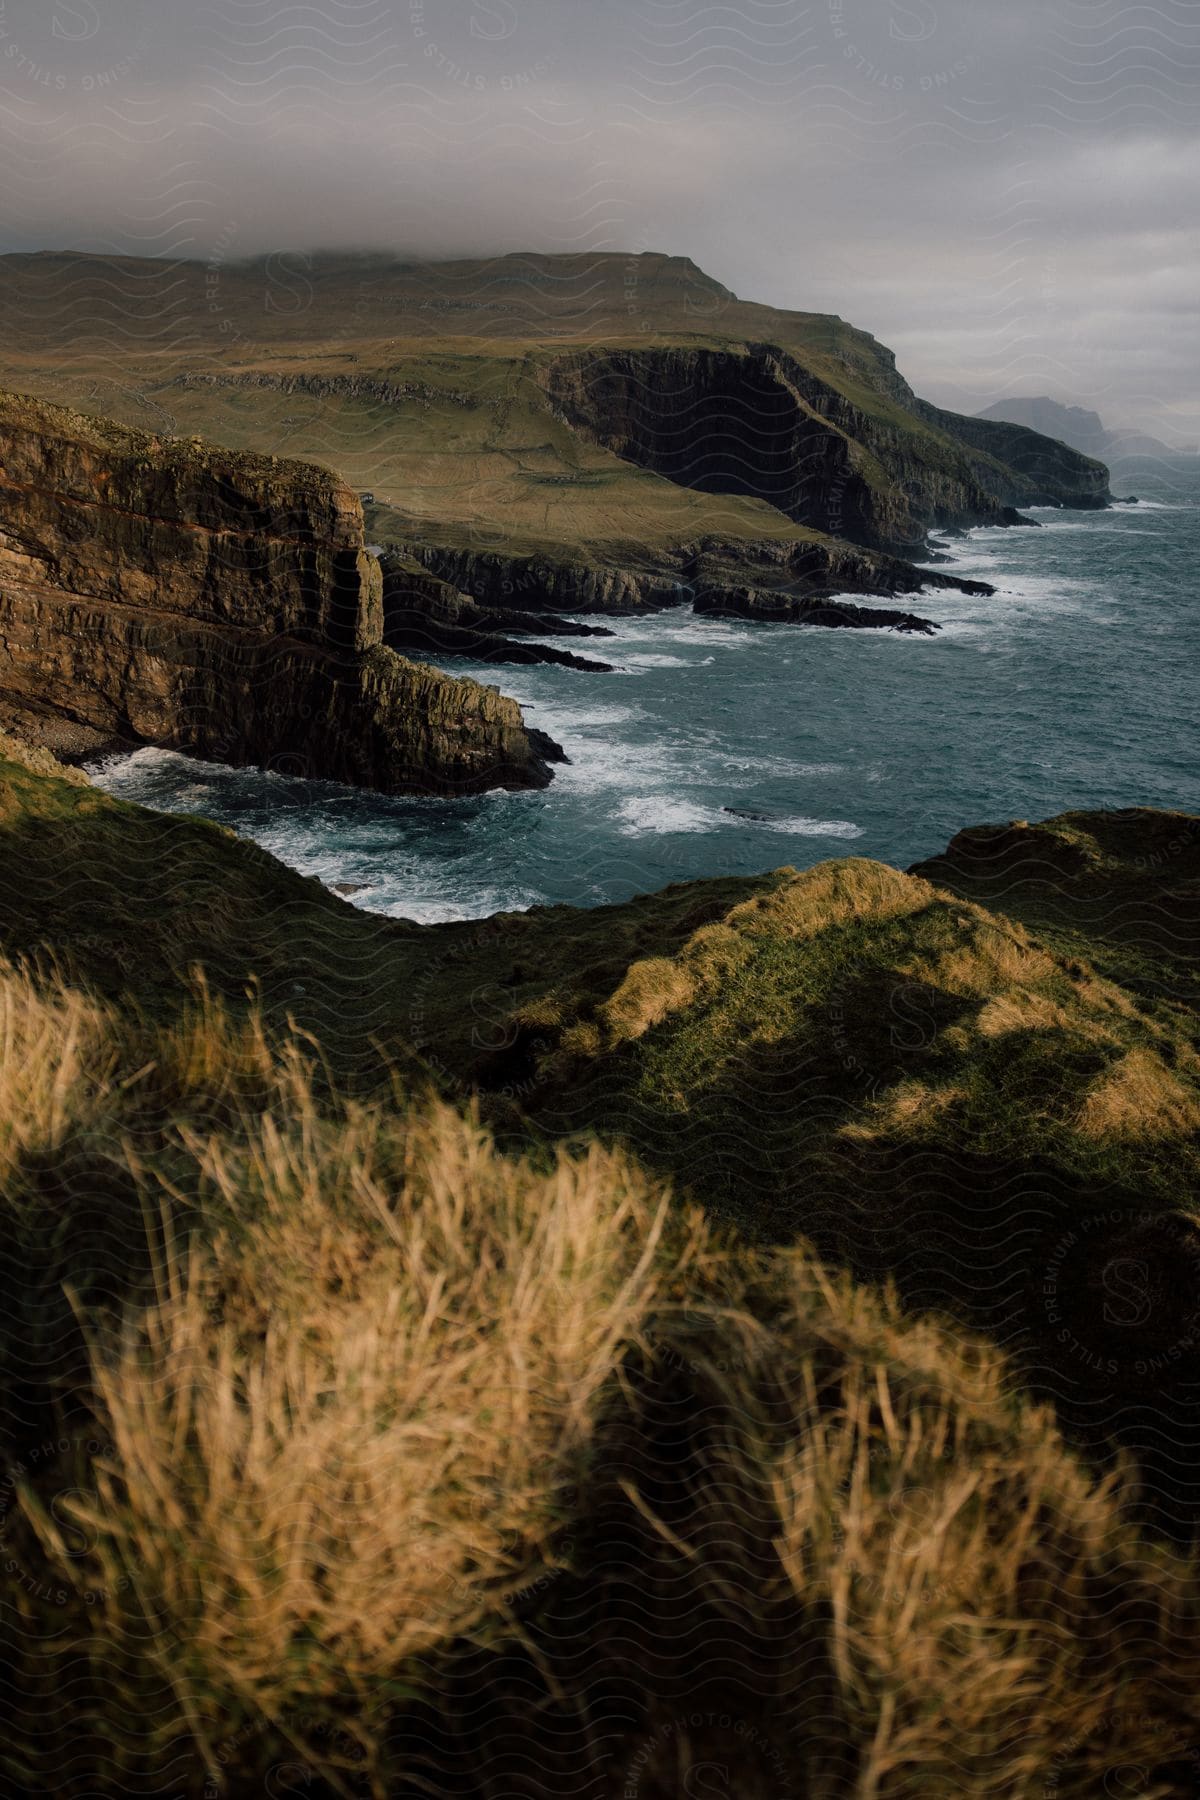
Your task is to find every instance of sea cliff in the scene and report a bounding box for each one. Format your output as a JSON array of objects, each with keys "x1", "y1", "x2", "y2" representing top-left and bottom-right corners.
[{"x1": 0, "y1": 390, "x2": 560, "y2": 791}]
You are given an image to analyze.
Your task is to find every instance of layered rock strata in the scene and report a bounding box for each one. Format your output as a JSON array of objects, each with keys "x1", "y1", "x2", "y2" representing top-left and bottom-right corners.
[
  {"x1": 0, "y1": 391, "x2": 560, "y2": 791},
  {"x1": 400, "y1": 531, "x2": 994, "y2": 636},
  {"x1": 380, "y1": 552, "x2": 614, "y2": 671}
]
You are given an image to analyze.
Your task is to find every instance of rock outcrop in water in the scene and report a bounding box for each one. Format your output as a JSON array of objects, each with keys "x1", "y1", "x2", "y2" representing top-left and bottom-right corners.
[
  {"x1": 399, "y1": 541, "x2": 684, "y2": 617},
  {"x1": 0, "y1": 390, "x2": 561, "y2": 791},
  {"x1": 401, "y1": 528, "x2": 994, "y2": 636}
]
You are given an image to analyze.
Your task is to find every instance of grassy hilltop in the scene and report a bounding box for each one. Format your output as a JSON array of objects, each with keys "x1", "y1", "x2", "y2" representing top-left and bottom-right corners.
[
  {"x1": 2, "y1": 732, "x2": 1200, "y2": 1795},
  {"x1": 0, "y1": 250, "x2": 1109, "y2": 592}
]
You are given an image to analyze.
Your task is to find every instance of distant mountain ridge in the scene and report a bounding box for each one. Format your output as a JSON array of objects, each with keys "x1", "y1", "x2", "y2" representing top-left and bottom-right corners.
[{"x1": 977, "y1": 395, "x2": 1198, "y2": 468}]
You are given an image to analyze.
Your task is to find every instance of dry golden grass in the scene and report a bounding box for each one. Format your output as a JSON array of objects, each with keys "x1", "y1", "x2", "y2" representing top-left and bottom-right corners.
[
  {"x1": 767, "y1": 1326, "x2": 1183, "y2": 1794},
  {"x1": 599, "y1": 953, "x2": 705, "y2": 1044},
  {"x1": 573, "y1": 862, "x2": 930, "y2": 1060},
  {"x1": 592, "y1": 1249, "x2": 1200, "y2": 1800},
  {"x1": 3, "y1": 953, "x2": 1200, "y2": 1796},
  {"x1": 1, "y1": 955, "x2": 676, "y2": 1790},
  {"x1": 71, "y1": 1113, "x2": 672, "y2": 1756},
  {"x1": 735, "y1": 857, "x2": 929, "y2": 941},
  {"x1": 1078, "y1": 1044, "x2": 1200, "y2": 1141},
  {"x1": 906, "y1": 913, "x2": 1060, "y2": 999},
  {"x1": 974, "y1": 988, "x2": 1081, "y2": 1038}
]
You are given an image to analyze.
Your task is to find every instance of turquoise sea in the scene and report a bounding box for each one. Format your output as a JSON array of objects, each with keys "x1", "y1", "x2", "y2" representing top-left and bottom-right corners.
[{"x1": 92, "y1": 476, "x2": 1200, "y2": 919}]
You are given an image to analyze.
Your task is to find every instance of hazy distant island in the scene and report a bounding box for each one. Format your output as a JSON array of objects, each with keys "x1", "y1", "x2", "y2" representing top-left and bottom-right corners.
[{"x1": 977, "y1": 393, "x2": 1199, "y2": 473}]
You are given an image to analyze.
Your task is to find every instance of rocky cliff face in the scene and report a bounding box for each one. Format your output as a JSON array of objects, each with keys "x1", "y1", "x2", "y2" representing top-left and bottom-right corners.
[
  {"x1": 542, "y1": 345, "x2": 1110, "y2": 553},
  {"x1": 0, "y1": 390, "x2": 559, "y2": 792},
  {"x1": 914, "y1": 403, "x2": 1112, "y2": 509},
  {"x1": 380, "y1": 551, "x2": 614, "y2": 671},
  {"x1": 544, "y1": 343, "x2": 974, "y2": 551},
  {"x1": 402, "y1": 540, "x2": 684, "y2": 616},
  {"x1": 0, "y1": 249, "x2": 1116, "y2": 575}
]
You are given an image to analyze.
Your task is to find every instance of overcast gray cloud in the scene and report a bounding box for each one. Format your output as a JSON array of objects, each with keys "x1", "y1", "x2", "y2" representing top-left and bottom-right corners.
[{"x1": 0, "y1": 0, "x2": 1196, "y2": 438}]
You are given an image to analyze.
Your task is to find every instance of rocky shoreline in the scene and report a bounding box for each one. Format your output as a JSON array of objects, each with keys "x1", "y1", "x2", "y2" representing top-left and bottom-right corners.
[
  {"x1": 392, "y1": 529, "x2": 998, "y2": 648},
  {"x1": 380, "y1": 550, "x2": 617, "y2": 671},
  {"x1": 0, "y1": 251, "x2": 1118, "y2": 794},
  {"x1": 0, "y1": 250, "x2": 1119, "y2": 717}
]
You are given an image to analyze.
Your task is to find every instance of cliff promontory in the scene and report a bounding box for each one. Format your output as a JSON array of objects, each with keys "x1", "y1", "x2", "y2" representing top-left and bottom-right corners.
[
  {"x1": 541, "y1": 342, "x2": 1064, "y2": 553},
  {"x1": 0, "y1": 251, "x2": 1112, "y2": 641},
  {"x1": 0, "y1": 390, "x2": 560, "y2": 792}
]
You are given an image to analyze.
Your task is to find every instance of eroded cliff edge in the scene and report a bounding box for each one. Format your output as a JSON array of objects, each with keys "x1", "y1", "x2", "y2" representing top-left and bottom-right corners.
[{"x1": 0, "y1": 390, "x2": 560, "y2": 792}]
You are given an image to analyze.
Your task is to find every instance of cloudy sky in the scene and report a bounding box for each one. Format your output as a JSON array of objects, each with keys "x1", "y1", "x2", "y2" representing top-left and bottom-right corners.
[{"x1": 1, "y1": 0, "x2": 1196, "y2": 439}]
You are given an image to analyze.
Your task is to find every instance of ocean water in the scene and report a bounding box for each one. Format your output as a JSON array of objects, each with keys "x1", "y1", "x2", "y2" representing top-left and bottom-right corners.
[{"x1": 91, "y1": 480, "x2": 1200, "y2": 923}]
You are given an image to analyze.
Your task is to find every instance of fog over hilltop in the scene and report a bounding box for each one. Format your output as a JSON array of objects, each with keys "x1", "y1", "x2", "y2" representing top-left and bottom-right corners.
[{"x1": 0, "y1": 0, "x2": 1196, "y2": 440}]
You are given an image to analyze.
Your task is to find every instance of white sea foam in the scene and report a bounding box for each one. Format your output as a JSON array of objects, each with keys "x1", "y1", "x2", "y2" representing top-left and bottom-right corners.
[
  {"x1": 1107, "y1": 500, "x2": 1179, "y2": 511},
  {"x1": 85, "y1": 745, "x2": 216, "y2": 790},
  {"x1": 617, "y1": 795, "x2": 862, "y2": 839},
  {"x1": 81, "y1": 492, "x2": 1193, "y2": 923},
  {"x1": 714, "y1": 753, "x2": 845, "y2": 777},
  {"x1": 617, "y1": 796, "x2": 722, "y2": 835},
  {"x1": 535, "y1": 703, "x2": 639, "y2": 729},
  {"x1": 378, "y1": 888, "x2": 538, "y2": 925}
]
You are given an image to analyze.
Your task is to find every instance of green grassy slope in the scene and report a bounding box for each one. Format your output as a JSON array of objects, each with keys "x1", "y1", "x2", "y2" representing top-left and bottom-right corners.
[
  {"x1": 4, "y1": 738, "x2": 1195, "y2": 1246},
  {"x1": 0, "y1": 732, "x2": 434, "y2": 1086},
  {"x1": 913, "y1": 808, "x2": 1200, "y2": 1007}
]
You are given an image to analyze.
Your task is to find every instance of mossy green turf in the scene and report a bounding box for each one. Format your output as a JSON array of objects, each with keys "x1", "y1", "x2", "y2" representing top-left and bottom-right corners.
[
  {"x1": 0, "y1": 738, "x2": 434, "y2": 1088},
  {"x1": 913, "y1": 810, "x2": 1200, "y2": 1009}
]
